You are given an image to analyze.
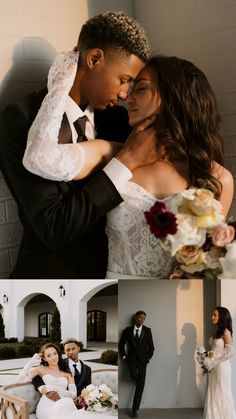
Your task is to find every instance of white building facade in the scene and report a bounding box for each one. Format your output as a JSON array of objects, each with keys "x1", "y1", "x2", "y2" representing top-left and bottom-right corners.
[{"x1": 0, "y1": 279, "x2": 118, "y2": 345}]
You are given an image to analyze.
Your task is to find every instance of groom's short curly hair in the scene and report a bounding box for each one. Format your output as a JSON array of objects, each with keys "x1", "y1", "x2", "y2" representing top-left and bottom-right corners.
[
  {"x1": 62, "y1": 338, "x2": 83, "y2": 348},
  {"x1": 76, "y1": 11, "x2": 150, "y2": 61},
  {"x1": 135, "y1": 310, "x2": 146, "y2": 317}
]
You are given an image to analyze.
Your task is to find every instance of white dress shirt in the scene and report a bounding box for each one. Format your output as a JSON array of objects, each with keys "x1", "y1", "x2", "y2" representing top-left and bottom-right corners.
[
  {"x1": 133, "y1": 325, "x2": 142, "y2": 338},
  {"x1": 68, "y1": 358, "x2": 82, "y2": 375}
]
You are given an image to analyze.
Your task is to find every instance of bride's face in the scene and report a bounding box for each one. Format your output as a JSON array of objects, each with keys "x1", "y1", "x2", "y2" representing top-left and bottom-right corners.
[
  {"x1": 211, "y1": 309, "x2": 219, "y2": 325},
  {"x1": 43, "y1": 347, "x2": 59, "y2": 366},
  {"x1": 125, "y1": 66, "x2": 161, "y2": 128}
]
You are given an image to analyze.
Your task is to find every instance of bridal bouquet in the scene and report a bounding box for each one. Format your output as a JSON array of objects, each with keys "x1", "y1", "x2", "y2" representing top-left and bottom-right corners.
[
  {"x1": 145, "y1": 188, "x2": 236, "y2": 279},
  {"x1": 196, "y1": 346, "x2": 215, "y2": 375},
  {"x1": 78, "y1": 384, "x2": 118, "y2": 413}
]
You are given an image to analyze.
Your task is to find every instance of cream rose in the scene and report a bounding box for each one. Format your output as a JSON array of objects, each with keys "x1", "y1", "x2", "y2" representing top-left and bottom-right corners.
[
  {"x1": 175, "y1": 245, "x2": 206, "y2": 273},
  {"x1": 211, "y1": 223, "x2": 235, "y2": 247},
  {"x1": 188, "y1": 189, "x2": 221, "y2": 216},
  {"x1": 219, "y1": 241, "x2": 236, "y2": 279},
  {"x1": 168, "y1": 213, "x2": 206, "y2": 255},
  {"x1": 196, "y1": 210, "x2": 224, "y2": 229}
]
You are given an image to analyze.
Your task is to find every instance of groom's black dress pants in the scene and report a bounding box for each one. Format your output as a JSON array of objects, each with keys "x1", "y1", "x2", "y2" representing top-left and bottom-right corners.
[{"x1": 128, "y1": 360, "x2": 147, "y2": 411}]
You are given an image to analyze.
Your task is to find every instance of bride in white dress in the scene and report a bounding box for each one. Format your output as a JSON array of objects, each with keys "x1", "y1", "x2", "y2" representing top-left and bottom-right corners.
[
  {"x1": 22, "y1": 52, "x2": 234, "y2": 279},
  {"x1": 17, "y1": 343, "x2": 116, "y2": 419},
  {"x1": 203, "y1": 307, "x2": 236, "y2": 419},
  {"x1": 16, "y1": 343, "x2": 79, "y2": 419}
]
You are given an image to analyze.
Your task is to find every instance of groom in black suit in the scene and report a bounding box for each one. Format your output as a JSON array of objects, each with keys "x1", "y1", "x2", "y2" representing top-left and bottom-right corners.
[
  {"x1": 0, "y1": 11, "x2": 157, "y2": 279},
  {"x1": 119, "y1": 310, "x2": 154, "y2": 418},
  {"x1": 33, "y1": 338, "x2": 91, "y2": 401}
]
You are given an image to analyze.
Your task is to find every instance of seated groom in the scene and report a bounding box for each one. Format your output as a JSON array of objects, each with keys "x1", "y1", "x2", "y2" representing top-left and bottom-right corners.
[{"x1": 33, "y1": 338, "x2": 91, "y2": 401}]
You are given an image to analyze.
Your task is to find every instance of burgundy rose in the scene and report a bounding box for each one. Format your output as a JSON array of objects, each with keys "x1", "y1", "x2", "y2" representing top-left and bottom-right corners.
[
  {"x1": 144, "y1": 201, "x2": 177, "y2": 238},
  {"x1": 79, "y1": 398, "x2": 88, "y2": 410}
]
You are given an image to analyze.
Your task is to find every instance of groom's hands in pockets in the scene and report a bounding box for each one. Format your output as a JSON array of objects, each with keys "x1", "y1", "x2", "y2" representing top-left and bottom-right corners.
[{"x1": 116, "y1": 116, "x2": 158, "y2": 171}]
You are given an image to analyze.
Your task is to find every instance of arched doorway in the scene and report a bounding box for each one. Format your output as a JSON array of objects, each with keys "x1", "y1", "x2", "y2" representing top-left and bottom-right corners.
[
  {"x1": 87, "y1": 283, "x2": 118, "y2": 343},
  {"x1": 87, "y1": 310, "x2": 106, "y2": 341},
  {"x1": 18, "y1": 293, "x2": 56, "y2": 340}
]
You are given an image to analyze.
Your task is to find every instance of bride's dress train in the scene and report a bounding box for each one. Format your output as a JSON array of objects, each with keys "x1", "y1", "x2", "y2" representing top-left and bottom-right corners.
[
  {"x1": 204, "y1": 338, "x2": 236, "y2": 419},
  {"x1": 35, "y1": 375, "x2": 77, "y2": 419}
]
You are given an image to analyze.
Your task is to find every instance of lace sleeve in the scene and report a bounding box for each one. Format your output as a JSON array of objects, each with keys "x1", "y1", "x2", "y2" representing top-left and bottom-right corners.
[
  {"x1": 23, "y1": 51, "x2": 86, "y2": 182},
  {"x1": 16, "y1": 353, "x2": 41, "y2": 383},
  {"x1": 204, "y1": 344, "x2": 234, "y2": 371}
]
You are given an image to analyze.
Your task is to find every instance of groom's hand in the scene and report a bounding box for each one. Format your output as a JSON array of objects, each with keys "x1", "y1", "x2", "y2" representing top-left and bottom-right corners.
[
  {"x1": 45, "y1": 391, "x2": 61, "y2": 401},
  {"x1": 115, "y1": 116, "x2": 158, "y2": 171}
]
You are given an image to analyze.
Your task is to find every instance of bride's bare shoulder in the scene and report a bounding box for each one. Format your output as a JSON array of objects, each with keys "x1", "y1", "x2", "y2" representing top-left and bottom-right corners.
[
  {"x1": 212, "y1": 161, "x2": 233, "y2": 185},
  {"x1": 212, "y1": 161, "x2": 234, "y2": 216}
]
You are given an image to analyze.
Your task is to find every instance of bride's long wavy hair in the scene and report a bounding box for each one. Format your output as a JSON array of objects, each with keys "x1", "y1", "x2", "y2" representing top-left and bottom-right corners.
[
  {"x1": 147, "y1": 55, "x2": 224, "y2": 199},
  {"x1": 39, "y1": 343, "x2": 71, "y2": 373},
  {"x1": 213, "y1": 306, "x2": 233, "y2": 338}
]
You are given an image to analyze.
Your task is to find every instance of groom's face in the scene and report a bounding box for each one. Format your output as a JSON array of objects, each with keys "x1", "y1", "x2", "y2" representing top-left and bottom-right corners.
[
  {"x1": 135, "y1": 313, "x2": 146, "y2": 327},
  {"x1": 64, "y1": 342, "x2": 80, "y2": 362},
  {"x1": 81, "y1": 50, "x2": 144, "y2": 110}
]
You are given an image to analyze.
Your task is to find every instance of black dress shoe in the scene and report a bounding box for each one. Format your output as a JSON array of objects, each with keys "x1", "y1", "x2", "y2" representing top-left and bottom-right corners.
[{"x1": 129, "y1": 410, "x2": 138, "y2": 418}]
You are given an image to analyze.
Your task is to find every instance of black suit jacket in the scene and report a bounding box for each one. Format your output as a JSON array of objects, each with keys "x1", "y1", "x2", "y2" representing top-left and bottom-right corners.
[
  {"x1": 119, "y1": 325, "x2": 154, "y2": 366},
  {"x1": 32, "y1": 359, "x2": 91, "y2": 397},
  {"x1": 0, "y1": 89, "x2": 131, "y2": 278}
]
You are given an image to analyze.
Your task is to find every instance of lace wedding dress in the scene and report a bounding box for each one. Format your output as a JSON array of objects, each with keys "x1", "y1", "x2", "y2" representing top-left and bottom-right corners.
[
  {"x1": 204, "y1": 337, "x2": 236, "y2": 419},
  {"x1": 106, "y1": 182, "x2": 181, "y2": 279}
]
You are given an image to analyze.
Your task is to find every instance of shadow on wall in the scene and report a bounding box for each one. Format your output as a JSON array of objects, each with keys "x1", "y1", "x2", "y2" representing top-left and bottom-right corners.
[
  {"x1": 177, "y1": 323, "x2": 202, "y2": 406},
  {"x1": 0, "y1": 37, "x2": 56, "y2": 111},
  {"x1": 0, "y1": 38, "x2": 56, "y2": 278}
]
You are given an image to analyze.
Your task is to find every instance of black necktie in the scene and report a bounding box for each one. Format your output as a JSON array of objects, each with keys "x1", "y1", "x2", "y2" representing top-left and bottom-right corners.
[
  {"x1": 73, "y1": 115, "x2": 88, "y2": 142},
  {"x1": 135, "y1": 329, "x2": 140, "y2": 343},
  {"x1": 73, "y1": 363, "x2": 80, "y2": 383}
]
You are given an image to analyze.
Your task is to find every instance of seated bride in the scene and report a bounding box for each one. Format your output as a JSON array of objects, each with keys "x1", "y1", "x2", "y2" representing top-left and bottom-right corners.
[{"x1": 16, "y1": 342, "x2": 117, "y2": 419}]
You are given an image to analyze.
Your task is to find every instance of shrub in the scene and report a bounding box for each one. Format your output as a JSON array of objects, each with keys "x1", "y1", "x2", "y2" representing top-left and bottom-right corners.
[
  {"x1": 8, "y1": 337, "x2": 18, "y2": 343},
  {"x1": 0, "y1": 338, "x2": 8, "y2": 343},
  {"x1": 17, "y1": 344, "x2": 37, "y2": 358},
  {"x1": 100, "y1": 349, "x2": 118, "y2": 365},
  {"x1": 0, "y1": 347, "x2": 16, "y2": 359},
  {"x1": 50, "y1": 307, "x2": 61, "y2": 343},
  {"x1": 0, "y1": 313, "x2": 5, "y2": 338}
]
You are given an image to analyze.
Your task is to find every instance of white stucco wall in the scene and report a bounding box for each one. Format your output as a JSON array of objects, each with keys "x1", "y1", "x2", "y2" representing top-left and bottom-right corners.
[{"x1": 0, "y1": 279, "x2": 117, "y2": 345}]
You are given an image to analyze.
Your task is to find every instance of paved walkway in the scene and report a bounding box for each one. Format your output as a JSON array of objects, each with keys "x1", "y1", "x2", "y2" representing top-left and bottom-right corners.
[
  {"x1": 0, "y1": 342, "x2": 117, "y2": 386},
  {"x1": 119, "y1": 408, "x2": 204, "y2": 419}
]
